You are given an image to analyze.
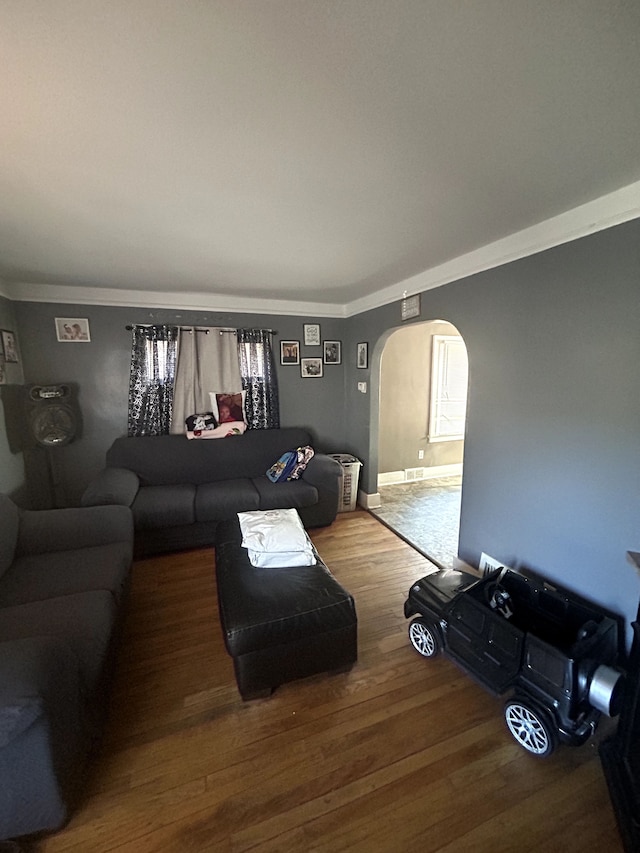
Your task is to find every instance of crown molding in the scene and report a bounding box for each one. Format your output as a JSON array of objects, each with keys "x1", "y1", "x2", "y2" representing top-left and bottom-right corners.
[
  {"x1": 344, "y1": 180, "x2": 640, "y2": 317},
  {"x1": 3, "y1": 282, "x2": 347, "y2": 319},
  {"x1": 3, "y1": 180, "x2": 639, "y2": 318}
]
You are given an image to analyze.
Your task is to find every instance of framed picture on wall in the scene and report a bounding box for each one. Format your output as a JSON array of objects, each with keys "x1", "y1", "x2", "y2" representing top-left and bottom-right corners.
[
  {"x1": 357, "y1": 342, "x2": 368, "y2": 369},
  {"x1": 55, "y1": 317, "x2": 91, "y2": 342},
  {"x1": 0, "y1": 329, "x2": 19, "y2": 362},
  {"x1": 280, "y1": 340, "x2": 300, "y2": 365},
  {"x1": 301, "y1": 357, "x2": 323, "y2": 378},
  {"x1": 323, "y1": 340, "x2": 341, "y2": 364},
  {"x1": 303, "y1": 323, "x2": 321, "y2": 346}
]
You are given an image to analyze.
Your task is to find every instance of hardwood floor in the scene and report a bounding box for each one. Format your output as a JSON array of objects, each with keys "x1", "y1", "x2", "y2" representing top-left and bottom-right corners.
[{"x1": 32, "y1": 511, "x2": 621, "y2": 852}]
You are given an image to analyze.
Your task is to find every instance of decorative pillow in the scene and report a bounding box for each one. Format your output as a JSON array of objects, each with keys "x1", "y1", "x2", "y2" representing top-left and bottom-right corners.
[
  {"x1": 266, "y1": 450, "x2": 298, "y2": 482},
  {"x1": 185, "y1": 412, "x2": 217, "y2": 436},
  {"x1": 289, "y1": 445, "x2": 314, "y2": 480},
  {"x1": 266, "y1": 446, "x2": 315, "y2": 482},
  {"x1": 209, "y1": 391, "x2": 247, "y2": 425}
]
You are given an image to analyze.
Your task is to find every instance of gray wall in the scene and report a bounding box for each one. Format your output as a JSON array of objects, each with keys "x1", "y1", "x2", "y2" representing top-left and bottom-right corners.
[
  {"x1": 4, "y1": 217, "x2": 640, "y2": 639},
  {"x1": 378, "y1": 321, "x2": 464, "y2": 474},
  {"x1": 344, "y1": 218, "x2": 640, "y2": 639},
  {"x1": 10, "y1": 303, "x2": 347, "y2": 506},
  {"x1": 0, "y1": 294, "x2": 26, "y2": 501}
]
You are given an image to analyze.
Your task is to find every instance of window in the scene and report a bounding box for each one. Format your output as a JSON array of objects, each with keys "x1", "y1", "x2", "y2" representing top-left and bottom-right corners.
[
  {"x1": 428, "y1": 335, "x2": 468, "y2": 442},
  {"x1": 239, "y1": 341, "x2": 266, "y2": 378},
  {"x1": 144, "y1": 338, "x2": 170, "y2": 382},
  {"x1": 128, "y1": 324, "x2": 178, "y2": 437}
]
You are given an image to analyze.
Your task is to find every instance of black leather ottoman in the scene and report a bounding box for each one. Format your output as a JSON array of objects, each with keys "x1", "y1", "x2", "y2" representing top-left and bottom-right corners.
[{"x1": 215, "y1": 519, "x2": 357, "y2": 700}]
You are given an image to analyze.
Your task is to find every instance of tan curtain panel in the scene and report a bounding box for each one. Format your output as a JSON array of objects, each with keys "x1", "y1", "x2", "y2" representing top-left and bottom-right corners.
[{"x1": 170, "y1": 328, "x2": 242, "y2": 434}]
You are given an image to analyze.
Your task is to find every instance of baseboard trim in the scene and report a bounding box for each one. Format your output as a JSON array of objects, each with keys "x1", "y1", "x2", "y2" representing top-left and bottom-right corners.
[
  {"x1": 358, "y1": 490, "x2": 381, "y2": 510},
  {"x1": 377, "y1": 463, "x2": 463, "y2": 487},
  {"x1": 377, "y1": 471, "x2": 405, "y2": 486}
]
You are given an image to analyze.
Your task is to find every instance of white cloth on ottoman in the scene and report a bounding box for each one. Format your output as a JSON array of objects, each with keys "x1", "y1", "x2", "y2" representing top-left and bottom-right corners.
[{"x1": 237, "y1": 508, "x2": 316, "y2": 567}]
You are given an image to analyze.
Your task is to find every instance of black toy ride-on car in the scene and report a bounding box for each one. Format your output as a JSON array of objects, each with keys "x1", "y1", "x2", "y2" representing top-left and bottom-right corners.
[{"x1": 404, "y1": 566, "x2": 625, "y2": 757}]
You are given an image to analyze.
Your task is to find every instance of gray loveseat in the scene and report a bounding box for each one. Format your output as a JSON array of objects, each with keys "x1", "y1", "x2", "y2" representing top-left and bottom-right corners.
[
  {"x1": 0, "y1": 494, "x2": 133, "y2": 842},
  {"x1": 81, "y1": 427, "x2": 342, "y2": 556}
]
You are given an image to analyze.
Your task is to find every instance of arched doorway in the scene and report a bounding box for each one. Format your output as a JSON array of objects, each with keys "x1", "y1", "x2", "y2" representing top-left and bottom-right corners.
[{"x1": 369, "y1": 320, "x2": 468, "y2": 569}]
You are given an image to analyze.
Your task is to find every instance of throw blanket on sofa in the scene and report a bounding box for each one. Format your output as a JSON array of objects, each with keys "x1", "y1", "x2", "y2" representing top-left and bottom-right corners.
[
  {"x1": 185, "y1": 421, "x2": 247, "y2": 439},
  {"x1": 238, "y1": 508, "x2": 316, "y2": 568}
]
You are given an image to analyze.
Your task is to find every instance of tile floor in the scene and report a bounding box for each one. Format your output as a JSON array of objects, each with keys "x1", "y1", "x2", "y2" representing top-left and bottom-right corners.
[{"x1": 369, "y1": 475, "x2": 462, "y2": 570}]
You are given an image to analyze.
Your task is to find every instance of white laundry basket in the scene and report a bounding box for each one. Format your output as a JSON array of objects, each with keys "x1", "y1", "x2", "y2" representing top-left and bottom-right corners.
[{"x1": 329, "y1": 454, "x2": 362, "y2": 512}]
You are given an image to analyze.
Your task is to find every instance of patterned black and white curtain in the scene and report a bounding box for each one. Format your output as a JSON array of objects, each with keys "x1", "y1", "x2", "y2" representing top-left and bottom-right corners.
[
  {"x1": 237, "y1": 328, "x2": 280, "y2": 429},
  {"x1": 127, "y1": 324, "x2": 178, "y2": 436}
]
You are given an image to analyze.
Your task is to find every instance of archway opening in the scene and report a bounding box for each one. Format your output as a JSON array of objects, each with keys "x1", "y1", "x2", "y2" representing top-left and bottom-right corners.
[{"x1": 369, "y1": 320, "x2": 468, "y2": 569}]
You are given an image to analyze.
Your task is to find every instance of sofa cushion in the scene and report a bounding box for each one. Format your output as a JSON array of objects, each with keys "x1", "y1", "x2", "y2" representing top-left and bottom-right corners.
[
  {"x1": 106, "y1": 428, "x2": 313, "y2": 485},
  {"x1": 0, "y1": 636, "x2": 86, "y2": 839},
  {"x1": 0, "y1": 590, "x2": 117, "y2": 693},
  {"x1": 81, "y1": 468, "x2": 140, "y2": 508},
  {"x1": 252, "y1": 477, "x2": 318, "y2": 511},
  {"x1": 0, "y1": 636, "x2": 81, "y2": 748},
  {"x1": 16, "y1": 505, "x2": 133, "y2": 556},
  {"x1": 0, "y1": 494, "x2": 19, "y2": 581},
  {"x1": 0, "y1": 542, "x2": 132, "y2": 608},
  {"x1": 195, "y1": 480, "x2": 260, "y2": 522},
  {"x1": 132, "y1": 484, "x2": 195, "y2": 529}
]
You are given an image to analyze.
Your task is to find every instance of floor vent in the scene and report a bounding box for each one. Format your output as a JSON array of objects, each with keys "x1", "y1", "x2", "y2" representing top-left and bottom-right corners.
[{"x1": 405, "y1": 467, "x2": 426, "y2": 481}]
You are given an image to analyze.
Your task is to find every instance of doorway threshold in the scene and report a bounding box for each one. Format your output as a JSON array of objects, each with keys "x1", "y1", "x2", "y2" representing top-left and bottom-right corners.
[{"x1": 368, "y1": 476, "x2": 462, "y2": 571}]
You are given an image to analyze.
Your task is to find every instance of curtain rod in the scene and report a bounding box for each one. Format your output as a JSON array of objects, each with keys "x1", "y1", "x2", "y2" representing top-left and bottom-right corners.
[{"x1": 125, "y1": 325, "x2": 277, "y2": 334}]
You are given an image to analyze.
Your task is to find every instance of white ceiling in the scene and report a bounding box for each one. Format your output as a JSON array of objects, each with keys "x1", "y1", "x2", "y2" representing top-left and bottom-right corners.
[{"x1": 1, "y1": 1, "x2": 640, "y2": 317}]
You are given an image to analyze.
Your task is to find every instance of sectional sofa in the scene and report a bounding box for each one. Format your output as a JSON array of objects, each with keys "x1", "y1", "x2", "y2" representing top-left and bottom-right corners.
[
  {"x1": 81, "y1": 427, "x2": 342, "y2": 555},
  {"x1": 0, "y1": 494, "x2": 133, "y2": 841}
]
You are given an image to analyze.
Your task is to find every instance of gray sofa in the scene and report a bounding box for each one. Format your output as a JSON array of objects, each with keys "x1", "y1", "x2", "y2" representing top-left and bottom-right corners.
[
  {"x1": 81, "y1": 428, "x2": 342, "y2": 556},
  {"x1": 0, "y1": 495, "x2": 133, "y2": 842}
]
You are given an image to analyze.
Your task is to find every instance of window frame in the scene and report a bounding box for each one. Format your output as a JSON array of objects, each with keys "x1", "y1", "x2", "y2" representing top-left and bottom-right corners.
[{"x1": 428, "y1": 334, "x2": 469, "y2": 443}]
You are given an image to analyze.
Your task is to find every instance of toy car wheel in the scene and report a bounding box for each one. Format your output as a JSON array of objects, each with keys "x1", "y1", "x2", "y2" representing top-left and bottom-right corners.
[
  {"x1": 504, "y1": 699, "x2": 557, "y2": 757},
  {"x1": 408, "y1": 618, "x2": 441, "y2": 658}
]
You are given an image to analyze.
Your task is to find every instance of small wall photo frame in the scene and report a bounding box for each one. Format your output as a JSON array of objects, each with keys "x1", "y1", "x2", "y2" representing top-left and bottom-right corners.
[
  {"x1": 323, "y1": 340, "x2": 341, "y2": 365},
  {"x1": 1, "y1": 329, "x2": 19, "y2": 363},
  {"x1": 301, "y1": 357, "x2": 323, "y2": 378},
  {"x1": 357, "y1": 342, "x2": 368, "y2": 369},
  {"x1": 55, "y1": 318, "x2": 91, "y2": 342},
  {"x1": 280, "y1": 340, "x2": 300, "y2": 365},
  {"x1": 303, "y1": 323, "x2": 321, "y2": 346}
]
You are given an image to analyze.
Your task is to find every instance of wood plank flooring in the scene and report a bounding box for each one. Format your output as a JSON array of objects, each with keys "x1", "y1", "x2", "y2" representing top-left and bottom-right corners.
[{"x1": 31, "y1": 511, "x2": 622, "y2": 852}]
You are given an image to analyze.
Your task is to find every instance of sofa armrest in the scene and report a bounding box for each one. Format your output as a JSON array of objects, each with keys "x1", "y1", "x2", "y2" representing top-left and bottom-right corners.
[
  {"x1": 296, "y1": 454, "x2": 342, "y2": 528},
  {"x1": 300, "y1": 453, "x2": 342, "y2": 491},
  {"x1": 16, "y1": 504, "x2": 134, "y2": 556},
  {"x1": 81, "y1": 467, "x2": 140, "y2": 508}
]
